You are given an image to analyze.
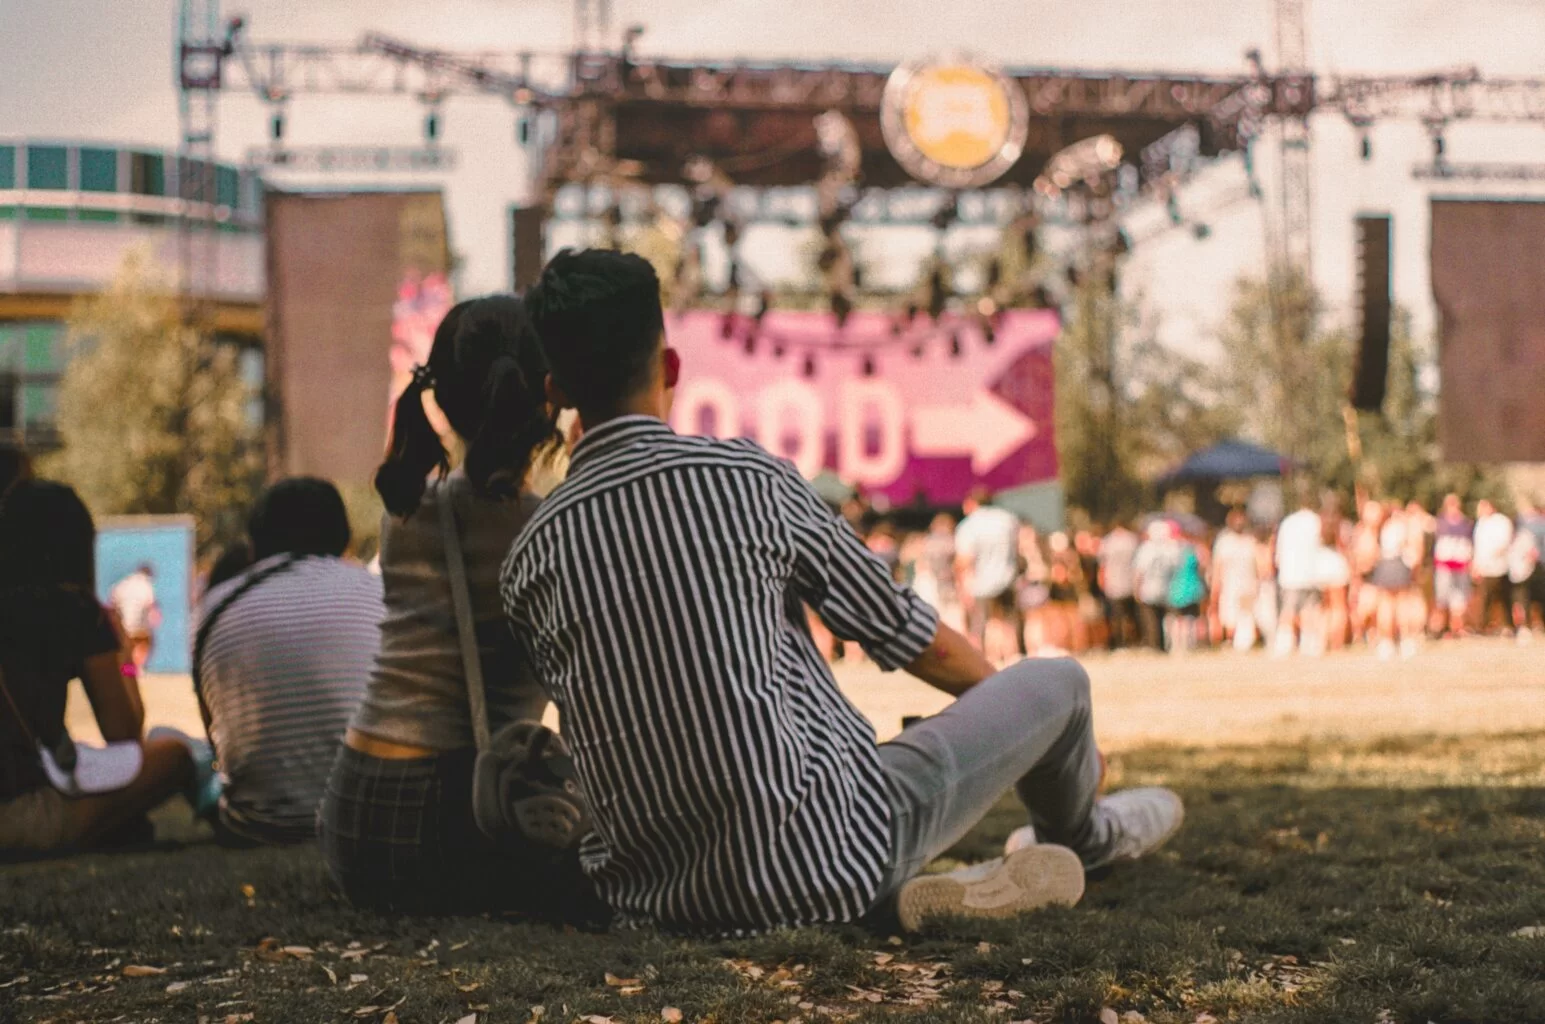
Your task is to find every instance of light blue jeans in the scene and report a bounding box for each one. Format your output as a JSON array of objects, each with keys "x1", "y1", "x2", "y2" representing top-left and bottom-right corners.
[{"x1": 871, "y1": 657, "x2": 1112, "y2": 905}]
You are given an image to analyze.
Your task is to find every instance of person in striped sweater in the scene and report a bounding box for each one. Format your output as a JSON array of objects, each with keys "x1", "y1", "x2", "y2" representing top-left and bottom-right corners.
[{"x1": 503, "y1": 249, "x2": 1185, "y2": 936}]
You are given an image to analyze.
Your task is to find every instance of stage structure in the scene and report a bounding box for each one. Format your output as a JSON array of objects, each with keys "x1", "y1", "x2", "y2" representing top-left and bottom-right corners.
[{"x1": 176, "y1": 3, "x2": 1545, "y2": 487}]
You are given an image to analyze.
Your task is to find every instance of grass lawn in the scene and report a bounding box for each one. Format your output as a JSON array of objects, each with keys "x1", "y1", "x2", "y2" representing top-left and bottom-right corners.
[{"x1": 4, "y1": 732, "x2": 1544, "y2": 1024}]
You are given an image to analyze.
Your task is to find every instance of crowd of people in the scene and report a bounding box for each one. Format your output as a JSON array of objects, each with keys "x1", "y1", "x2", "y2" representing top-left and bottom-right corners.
[
  {"x1": 836, "y1": 485, "x2": 1545, "y2": 665},
  {"x1": 0, "y1": 252, "x2": 1182, "y2": 938}
]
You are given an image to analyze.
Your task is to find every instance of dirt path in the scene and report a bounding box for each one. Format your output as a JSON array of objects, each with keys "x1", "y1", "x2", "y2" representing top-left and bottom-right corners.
[{"x1": 69, "y1": 638, "x2": 1545, "y2": 750}]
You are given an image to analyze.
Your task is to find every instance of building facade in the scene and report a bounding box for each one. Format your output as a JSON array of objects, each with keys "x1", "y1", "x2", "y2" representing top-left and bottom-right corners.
[{"x1": 0, "y1": 139, "x2": 265, "y2": 450}]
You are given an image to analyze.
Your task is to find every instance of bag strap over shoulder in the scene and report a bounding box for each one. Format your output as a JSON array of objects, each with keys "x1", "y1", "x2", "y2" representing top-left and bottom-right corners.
[{"x1": 436, "y1": 482, "x2": 492, "y2": 753}]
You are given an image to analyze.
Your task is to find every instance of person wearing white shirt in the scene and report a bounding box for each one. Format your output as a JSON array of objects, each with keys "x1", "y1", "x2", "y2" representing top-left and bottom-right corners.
[
  {"x1": 1471, "y1": 500, "x2": 1514, "y2": 635},
  {"x1": 1273, "y1": 489, "x2": 1324, "y2": 657}
]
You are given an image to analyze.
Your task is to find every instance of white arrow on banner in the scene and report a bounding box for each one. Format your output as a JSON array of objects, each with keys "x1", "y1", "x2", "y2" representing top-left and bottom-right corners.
[{"x1": 912, "y1": 390, "x2": 1038, "y2": 474}]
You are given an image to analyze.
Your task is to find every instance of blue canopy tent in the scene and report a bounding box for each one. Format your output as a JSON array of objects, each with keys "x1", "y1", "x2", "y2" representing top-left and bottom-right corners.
[
  {"x1": 1157, "y1": 440, "x2": 1292, "y2": 489},
  {"x1": 1157, "y1": 440, "x2": 1294, "y2": 526}
]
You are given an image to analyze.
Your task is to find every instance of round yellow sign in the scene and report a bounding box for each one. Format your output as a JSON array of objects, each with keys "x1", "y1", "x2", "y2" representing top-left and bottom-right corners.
[{"x1": 882, "y1": 57, "x2": 1029, "y2": 189}]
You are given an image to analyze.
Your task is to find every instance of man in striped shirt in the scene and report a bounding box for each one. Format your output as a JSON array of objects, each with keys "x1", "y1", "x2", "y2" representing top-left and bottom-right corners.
[
  {"x1": 503, "y1": 250, "x2": 1183, "y2": 935},
  {"x1": 194, "y1": 479, "x2": 384, "y2": 844}
]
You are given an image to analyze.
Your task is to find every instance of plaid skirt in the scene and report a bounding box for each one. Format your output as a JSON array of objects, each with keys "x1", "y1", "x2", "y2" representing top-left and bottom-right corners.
[{"x1": 318, "y1": 744, "x2": 606, "y2": 924}]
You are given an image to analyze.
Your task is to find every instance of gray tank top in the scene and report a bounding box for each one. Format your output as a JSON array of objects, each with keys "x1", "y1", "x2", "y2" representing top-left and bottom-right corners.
[{"x1": 349, "y1": 473, "x2": 548, "y2": 751}]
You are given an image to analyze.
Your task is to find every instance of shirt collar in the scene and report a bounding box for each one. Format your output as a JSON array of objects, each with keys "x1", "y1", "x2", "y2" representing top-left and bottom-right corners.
[{"x1": 568, "y1": 415, "x2": 676, "y2": 473}]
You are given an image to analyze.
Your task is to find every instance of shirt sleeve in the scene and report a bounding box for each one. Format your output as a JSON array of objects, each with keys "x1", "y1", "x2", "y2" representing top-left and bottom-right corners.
[{"x1": 773, "y1": 462, "x2": 939, "y2": 671}]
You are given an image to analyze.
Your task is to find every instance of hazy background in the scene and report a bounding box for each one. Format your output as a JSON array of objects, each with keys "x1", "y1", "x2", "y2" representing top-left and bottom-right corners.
[{"x1": 4, "y1": 0, "x2": 1543, "y2": 353}]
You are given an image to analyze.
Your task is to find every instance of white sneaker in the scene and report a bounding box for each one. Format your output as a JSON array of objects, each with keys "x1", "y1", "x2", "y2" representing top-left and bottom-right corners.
[
  {"x1": 1376, "y1": 639, "x2": 1395, "y2": 661},
  {"x1": 896, "y1": 845, "x2": 1085, "y2": 932},
  {"x1": 1004, "y1": 824, "x2": 1037, "y2": 855},
  {"x1": 1400, "y1": 638, "x2": 1419, "y2": 659},
  {"x1": 1086, "y1": 787, "x2": 1185, "y2": 870},
  {"x1": 1518, "y1": 627, "x2": 1534, "y2": 646}
]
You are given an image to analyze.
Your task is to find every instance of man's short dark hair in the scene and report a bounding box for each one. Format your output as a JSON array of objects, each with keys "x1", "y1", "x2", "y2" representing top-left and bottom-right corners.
[
  {"x1": 248, "y1": 477, "x2": 351, "y2": 560},
  {"x1": 525, "y1": 249, "x2": 665, "y2": 414}
]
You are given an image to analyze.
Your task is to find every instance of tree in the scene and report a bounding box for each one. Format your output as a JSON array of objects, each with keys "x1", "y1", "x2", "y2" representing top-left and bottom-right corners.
[
  {"x1": 42, "y1": 251, "x2": 262, "y2": 551},
  {"x1": 1215, "y1": 269, "x2": 1509, "y2": 506},
  {"x1": 1054, "y1": 267, "x2": 1240, "y2": 519}
]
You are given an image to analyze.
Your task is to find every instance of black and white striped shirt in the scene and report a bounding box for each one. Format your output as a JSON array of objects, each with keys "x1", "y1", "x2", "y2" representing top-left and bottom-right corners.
[{"x1": 500, "y1": 416, "x2": 939, "y2": 934}]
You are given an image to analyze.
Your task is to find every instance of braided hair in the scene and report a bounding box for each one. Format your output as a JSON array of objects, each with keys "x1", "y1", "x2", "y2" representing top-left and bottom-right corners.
[{"x1": 375, "y1": 295, "x2": 561, "y2": 518}]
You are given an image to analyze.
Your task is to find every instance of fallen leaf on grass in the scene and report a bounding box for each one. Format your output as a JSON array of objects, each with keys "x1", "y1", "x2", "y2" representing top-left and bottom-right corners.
[
  {"x1": 0, "y1": 976, "x2": 26, "y2": 989},
  {"x1": 318, "y1": 963, "x2": 338, "y2": 986},
  {"x1": 225, "y1": 1015, "x2": 254, "y2": 1024},
  {"x1": 1514, "y1": 925, "x2": 1545, "y2": 938},
  {"x1": 166, "y1": 980, "x2": 191, "y2": 994},
  {"x1": 457, "y1": 981, "x2": 482, "y2": 992},
  {"x1": 583, "y1": 1016, "x2": 616, "y2": 1024},
  {"x1": 122, "y1": 965, "x2": 167, "y2": 977},
  {"x1": 1121, "y1": 1012, "x2": 1149, "y2": 1023},
  {"x1": 450, "y1": 940, "x2": 472, "y2": 951},
  {"x1": 976, "y1": 941, "x2": 993, "y2": 953},
  {"x1": 383, "y1": 1013, "x2": 399, "y2": 1024},
  {"x1": 873, "y1": 952, "x2": 894, "y2": 966},
  {"x1": 605, "y1": 972, "x2": 642, "y2": 987},
  {"x1": 1100, "y1": 1008, "x2": 1119, "y2": 1024},
  {"x1": 349, "y1": 974, "x2": 369, "y2": 985},
  {"x1": 662, "y1": 1008, "x2": 683, "y2": 1023},
  {"x1": 453, "y1": 1015, "x2": 478, "y2": 1024},
  {"x1": 281, "y1": 945, "x2": 315, "y2": 959}
]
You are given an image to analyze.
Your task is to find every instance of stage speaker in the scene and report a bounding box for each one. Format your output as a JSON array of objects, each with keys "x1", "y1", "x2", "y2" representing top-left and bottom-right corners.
[
  {"x1": 1350, "y1": 214, "x2": 1392, "y2": 411},
  {"x1": 511, "y1": 205, "x2": 547, "y2": 292}
]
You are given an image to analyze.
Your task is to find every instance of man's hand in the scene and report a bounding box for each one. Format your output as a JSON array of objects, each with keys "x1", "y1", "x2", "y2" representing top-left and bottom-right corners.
[{"x1": 904, "y1": 621, "x2": 996, "y2": 697}]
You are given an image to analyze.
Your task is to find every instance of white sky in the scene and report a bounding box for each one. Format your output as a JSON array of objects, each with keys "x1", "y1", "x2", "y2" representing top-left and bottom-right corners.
[{"x1": 3, "y1": 0, "x2": 1544, "y2": 351}]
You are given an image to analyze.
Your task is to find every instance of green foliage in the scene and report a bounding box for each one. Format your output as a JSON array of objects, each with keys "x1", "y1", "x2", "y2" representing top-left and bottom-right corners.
[
  {"x1": 1055, "y1": 272, "x2": 1239, "y2": 520},
  {"x1": 1215, "y1": 267, "x2": 1510, "y2": 506},
  {"x1": 40, "y1": 251, "x2": 262, "y2": 552}
]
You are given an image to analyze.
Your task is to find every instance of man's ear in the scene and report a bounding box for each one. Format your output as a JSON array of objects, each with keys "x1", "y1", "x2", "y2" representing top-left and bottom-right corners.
[{"x1": 545, "y1": 373, "x2": 572, "y2": 411}]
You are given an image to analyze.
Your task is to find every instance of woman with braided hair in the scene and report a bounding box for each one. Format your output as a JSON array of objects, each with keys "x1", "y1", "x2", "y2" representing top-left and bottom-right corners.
[{"x1": 319, "y1": 295, "x2": 601, "y2": 922}]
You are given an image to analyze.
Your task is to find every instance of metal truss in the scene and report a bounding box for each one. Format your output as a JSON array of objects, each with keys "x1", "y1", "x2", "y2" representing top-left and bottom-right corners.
[{"x1": 1327, "y1": 70, "x2": 1545, "y2": 125}]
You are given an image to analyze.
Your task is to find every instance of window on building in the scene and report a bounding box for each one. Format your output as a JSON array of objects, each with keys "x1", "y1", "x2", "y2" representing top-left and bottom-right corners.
[
  {"x1": 0, "y1": 146, "x2": 15, "y2": 190},
  {"x1": 216, "y1": 166, "x2": 239, "y2": 208},
  {"x1": 22, "y1": 207, "x2": 70, "y2": 222},
  {"x1": 79, "y1": 147, "x2": 119, "y2": 192},
  {"x1": 20, "y1": 383, "x2": 56, "y2": 427},
  {"x1": 26, "y1": 146, "x2": 69, "y2": 190},
  {"x1": 23, "y1": 324, "x2": 62, "y2": 374},
  {"x1": 129, "y1": 152, "x2": 166, "y2": 196}
]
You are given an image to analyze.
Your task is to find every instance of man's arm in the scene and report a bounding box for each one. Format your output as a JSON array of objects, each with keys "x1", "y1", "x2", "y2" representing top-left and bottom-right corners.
[
  {"x1": 903, "y1": 620, "x2": 995, "y2": 697},
  {"x1": 774, "y1": 461, "x2": 939, "y2": 673}
]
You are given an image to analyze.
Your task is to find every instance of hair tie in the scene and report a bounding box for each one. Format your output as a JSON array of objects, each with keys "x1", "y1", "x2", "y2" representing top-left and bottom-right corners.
[{"x1": 410, "y1": 363, "x2": 435, "y2": 390}]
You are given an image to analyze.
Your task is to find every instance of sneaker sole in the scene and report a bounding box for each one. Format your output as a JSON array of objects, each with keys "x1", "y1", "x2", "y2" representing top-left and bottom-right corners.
[{"x1": 896, "y1": 845, "x2": 1085, "y2": 932}]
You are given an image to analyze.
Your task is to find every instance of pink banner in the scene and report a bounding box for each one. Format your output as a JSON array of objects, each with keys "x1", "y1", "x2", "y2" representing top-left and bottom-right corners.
[{"x1": 667, "y1": 308, "x2": 1059, "y2": 505}]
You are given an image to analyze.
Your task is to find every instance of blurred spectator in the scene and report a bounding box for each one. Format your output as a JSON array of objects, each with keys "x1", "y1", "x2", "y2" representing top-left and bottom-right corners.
[
  {"x1": 1211, "y1": 508, "x2": 1261, "y2": 651},
  {"x1": 1514, "y1": 498, "x2": 1545, "y2": 640},
  {"x1": 1167, "y1": 523, "x2": 1207, "y2": 654},
  {"x1": 110, "y1": 564, "x2": 160, "y2": 674},
  {"x1": 909, "y1": 513, "x2": 963, "y2": 632},
  {"x1": 1471, "y1": 499, "x2": 1513, "y2": 635},
  {"x1": 1317, "y1": 493, "x2": 1353, "y2": 651},
  {"x1": 1274, "y1": 487, "x2": 1324, "y2": 657},
  {"x1": 192, "y1": 478, "x2": 384, "y2": 845},
  {"x1": 1098, "y1": 520, "x2": 1140, "y2": 650},
  {"x1": 1431, "y1": 494, "x2": 1474, "y2": 638},
  {"x1": 0, "y1": 480, "x2": 197, "y2": 855},
  {"x1": 1133, "y1": 521, "x2": 1178, "y2": 651},
  {"x1": 955, "y1": 489, "x2": 1026, "y2": 659}
]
